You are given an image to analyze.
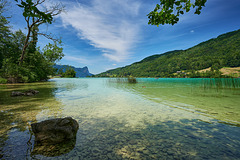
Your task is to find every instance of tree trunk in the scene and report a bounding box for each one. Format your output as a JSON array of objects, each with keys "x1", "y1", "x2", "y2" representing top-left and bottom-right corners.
[{"x1": 19, "y1": 26, "x2": 31, "y2": 66}]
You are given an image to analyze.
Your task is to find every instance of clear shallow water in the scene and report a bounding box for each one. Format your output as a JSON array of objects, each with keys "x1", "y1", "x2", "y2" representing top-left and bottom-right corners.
[{"x1": 0, "y1": 78, "x2": 240, "y2": 159}]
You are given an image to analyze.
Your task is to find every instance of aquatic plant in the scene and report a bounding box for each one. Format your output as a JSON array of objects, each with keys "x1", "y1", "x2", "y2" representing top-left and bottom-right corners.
[
  {"x1": 108, "y1": 77, "x2": 138, "y2": 84},
  {"x1": 202, "y1": 78, "x2": 240, "y2": 89},
  {"x1": 127, "y1": 76, "x2": 137, "y2": 83}
]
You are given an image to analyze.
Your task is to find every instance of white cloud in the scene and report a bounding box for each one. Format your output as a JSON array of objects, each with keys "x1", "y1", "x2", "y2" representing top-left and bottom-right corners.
[
  {"x1": 59, "y1": 0, "x2": 141, "y2": 62},
  {"x1": 190, "y1": 30, "x2": 194, "y2": 33}
]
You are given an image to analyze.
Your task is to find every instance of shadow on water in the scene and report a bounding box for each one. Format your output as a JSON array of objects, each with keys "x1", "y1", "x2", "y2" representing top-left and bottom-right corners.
[
  {"x1": 31, "y1": 138, "x2": 76, "y2": 157},
  {"x1": 0, "y1": 79, "x2": 90, "y2": 159},
  {"x1": 0, "y1": 82, "x2": 61, "y2": 131},
  {"x1": 0, "y1": 81, "x2": 68, "y2": 159}
]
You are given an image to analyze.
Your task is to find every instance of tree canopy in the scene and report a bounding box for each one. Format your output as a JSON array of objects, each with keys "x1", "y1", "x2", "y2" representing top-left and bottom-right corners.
[
  {"x1": 62, "y1": 67, "x2": 76, "y2": 78},
  {"x1": 0, "y1": 0, "x2": 64, "y2": 83},
  {"x1": 14, "y1": 0, "x2": 64, "y2": 65},
  {"x1": 148, "y1": 0, "x2": 207, "y2": 26}
]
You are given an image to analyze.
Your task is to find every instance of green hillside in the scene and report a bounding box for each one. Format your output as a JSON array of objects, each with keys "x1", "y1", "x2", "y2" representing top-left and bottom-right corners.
[{"x1": 96, "y1": 29, "x2": 240, "y2": 78}]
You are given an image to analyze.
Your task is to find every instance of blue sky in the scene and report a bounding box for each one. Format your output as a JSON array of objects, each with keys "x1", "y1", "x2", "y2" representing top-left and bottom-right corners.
[{"x1": 7, "y1": 0, "x2": 240, "y2": 74}]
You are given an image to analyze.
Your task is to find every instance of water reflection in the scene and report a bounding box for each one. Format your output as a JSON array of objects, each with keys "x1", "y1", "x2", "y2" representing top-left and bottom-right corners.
[
  {"x1": 31, "y1": 138, "x2": 76, "y2": 157},
  {"x1": 0, "y1": 81, "x2": 65, "y2": 159}
]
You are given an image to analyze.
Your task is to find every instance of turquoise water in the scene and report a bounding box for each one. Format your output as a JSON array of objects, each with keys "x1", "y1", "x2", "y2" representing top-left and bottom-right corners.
[{"x1": 0, "y1": 78, "x2": 240, "y2": 159}]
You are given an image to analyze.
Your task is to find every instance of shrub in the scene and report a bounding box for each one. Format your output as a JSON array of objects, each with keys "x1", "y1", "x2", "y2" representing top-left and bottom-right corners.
[
  {"x1": 128, "y1": 76, "x2": 137, "y2": 83},
  {"x1": 0, "y1": 78, "x2": 7, "y2": 84}
]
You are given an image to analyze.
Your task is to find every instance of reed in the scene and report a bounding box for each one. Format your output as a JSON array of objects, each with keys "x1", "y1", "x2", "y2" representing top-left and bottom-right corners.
[
  {"x1": 108, "y1": 77, "x2": 138, "y2": 84},
  {"x1": 201, "y1": 78, "x2": 240, "y2": 89}
]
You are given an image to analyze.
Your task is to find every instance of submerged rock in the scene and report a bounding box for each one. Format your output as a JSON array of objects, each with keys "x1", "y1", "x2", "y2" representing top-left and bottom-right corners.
[
  {"x1": 24, "y1": 89, "x2": 39, "y2": 96},
  {"x1": 11, "y1": 91, "x2": 24, "y2": 96},
  {"x1": 11, "y1": 89, "x2": 39, "y2": 96},
  {"x1": 31, "y1": 117, "x2": 79, "y2": 144}
]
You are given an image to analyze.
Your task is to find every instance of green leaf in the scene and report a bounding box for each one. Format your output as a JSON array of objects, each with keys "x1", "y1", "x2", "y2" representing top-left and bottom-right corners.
[
  {"x1": 175, "y1": 1, "x2": 181, "y2": 6},
  {"x1": 17, "y1": 4, "x2": 24, "y2": 8}
]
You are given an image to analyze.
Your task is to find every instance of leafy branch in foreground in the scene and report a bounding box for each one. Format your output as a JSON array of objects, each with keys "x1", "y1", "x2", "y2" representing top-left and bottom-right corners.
[
  {"x1": 148, "y1": 0, "x2": 207, "y2": 26},
  {"x1": 14, "y1": 0, "x2": 64, "y2": 65}
]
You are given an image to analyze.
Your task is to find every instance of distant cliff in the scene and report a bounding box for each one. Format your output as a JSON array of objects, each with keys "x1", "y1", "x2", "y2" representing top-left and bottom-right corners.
[{"x1": 53, "y1": 65, "x2": 93, "y2": 77}]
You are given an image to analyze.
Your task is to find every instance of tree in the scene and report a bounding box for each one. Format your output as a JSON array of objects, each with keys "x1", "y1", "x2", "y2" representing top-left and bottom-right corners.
[
  {"x1": 43, "y1": 41, "x2": 64, "y2": 63},
  {"x1": 1, "y1": 30, "x2": 26, "y2": 82},
  {"x1": 62, "y1": 67, "x2": 76, "y2": 78},
  {"x1": 0, "y1": 0, "x2": 10, "y2": 69},
  {"x1": 148, "y1": 0, "x2": 207, "y2": 26},
  {"x1": 0, "y1": 0, "x2": 65, "y2": 83},
  {"x1": 57, "y1": 68, "x2": 63, "y2": 75},
  {"x1": 14, "y1": 0, "x2": 64, "y2": 65}
]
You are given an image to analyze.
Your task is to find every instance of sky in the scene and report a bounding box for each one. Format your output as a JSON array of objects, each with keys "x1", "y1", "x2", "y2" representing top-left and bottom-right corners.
[{"x1": 6, "y1": 0, "x2": 240, "y2": 74}]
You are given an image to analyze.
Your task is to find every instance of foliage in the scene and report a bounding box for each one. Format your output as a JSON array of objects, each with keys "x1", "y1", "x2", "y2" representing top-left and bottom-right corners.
[
  {"x1": 14, "y1": 0, "x2": 64, "y2": 65},
  {"x1": 0, "y1": 34, "x2": 63, "y2": 82},
  {"x1": 62, "y1": 67, "x2": 76, "y2": 78},
  {"x1": 96, "y1": 29, "x2": 240, "y2": 78},
  {"x1": 148, "y1": 0, "x2": 207, "y2": 26},
  {"x1": 0, "y1": 0, "x2": 10, "y2": 68},
  {"x1": 57, "y1": 68, "x2": 64, "y2": 75},
  {"x1": 187, "y1": 70, "x2": 225, "y2": 78},
  {"x1": 0, "y1": 0, "x2": 64, "y2": 83},
  {"x1": 0, "y1": 77, "x2": 7, "y2": 84},
  {"x1": 15, "y1": 0, "x2": 54, "y2": 24},
  {"x1": 43, "y1": 41, "x2": 64, "y2": 63}
]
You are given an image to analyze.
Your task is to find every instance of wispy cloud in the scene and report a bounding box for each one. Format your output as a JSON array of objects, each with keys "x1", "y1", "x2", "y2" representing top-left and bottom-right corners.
[{"x1": 59, "y1": 0, "x2": 141, "y2": 62}]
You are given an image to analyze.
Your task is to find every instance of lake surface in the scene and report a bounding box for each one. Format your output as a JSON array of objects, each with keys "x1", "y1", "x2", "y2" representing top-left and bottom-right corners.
[{"x1": 0, "y1": 78, "x2": 240, "y2": 159}]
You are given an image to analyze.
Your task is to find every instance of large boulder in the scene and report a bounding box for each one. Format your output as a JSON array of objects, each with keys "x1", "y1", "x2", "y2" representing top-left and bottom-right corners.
[{"x1": 31, "y1": 117, "x2": 79, "y2": 144}]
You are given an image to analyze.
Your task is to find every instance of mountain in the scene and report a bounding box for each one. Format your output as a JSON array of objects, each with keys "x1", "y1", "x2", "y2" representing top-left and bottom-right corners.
[
  {"x1": 96, "y1": 29, "x2": 240, "y2": 77},
  {"x1": 53, "y1": 65, "x2": 93, "y2": 77}
]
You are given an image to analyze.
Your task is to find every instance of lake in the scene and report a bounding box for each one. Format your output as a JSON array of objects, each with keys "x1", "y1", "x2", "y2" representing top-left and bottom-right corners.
[{"x1": 0, "y1": 78, "x2": 240, "y2": 159}]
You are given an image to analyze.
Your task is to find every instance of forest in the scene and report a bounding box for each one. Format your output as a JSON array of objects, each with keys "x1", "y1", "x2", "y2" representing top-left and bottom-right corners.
[
  {"x1": 96, "y1": 29, "x2": 240, "y2": 78},
  {"x1": 0, "y1": 0, "x2": 64, "y2": 84}
]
